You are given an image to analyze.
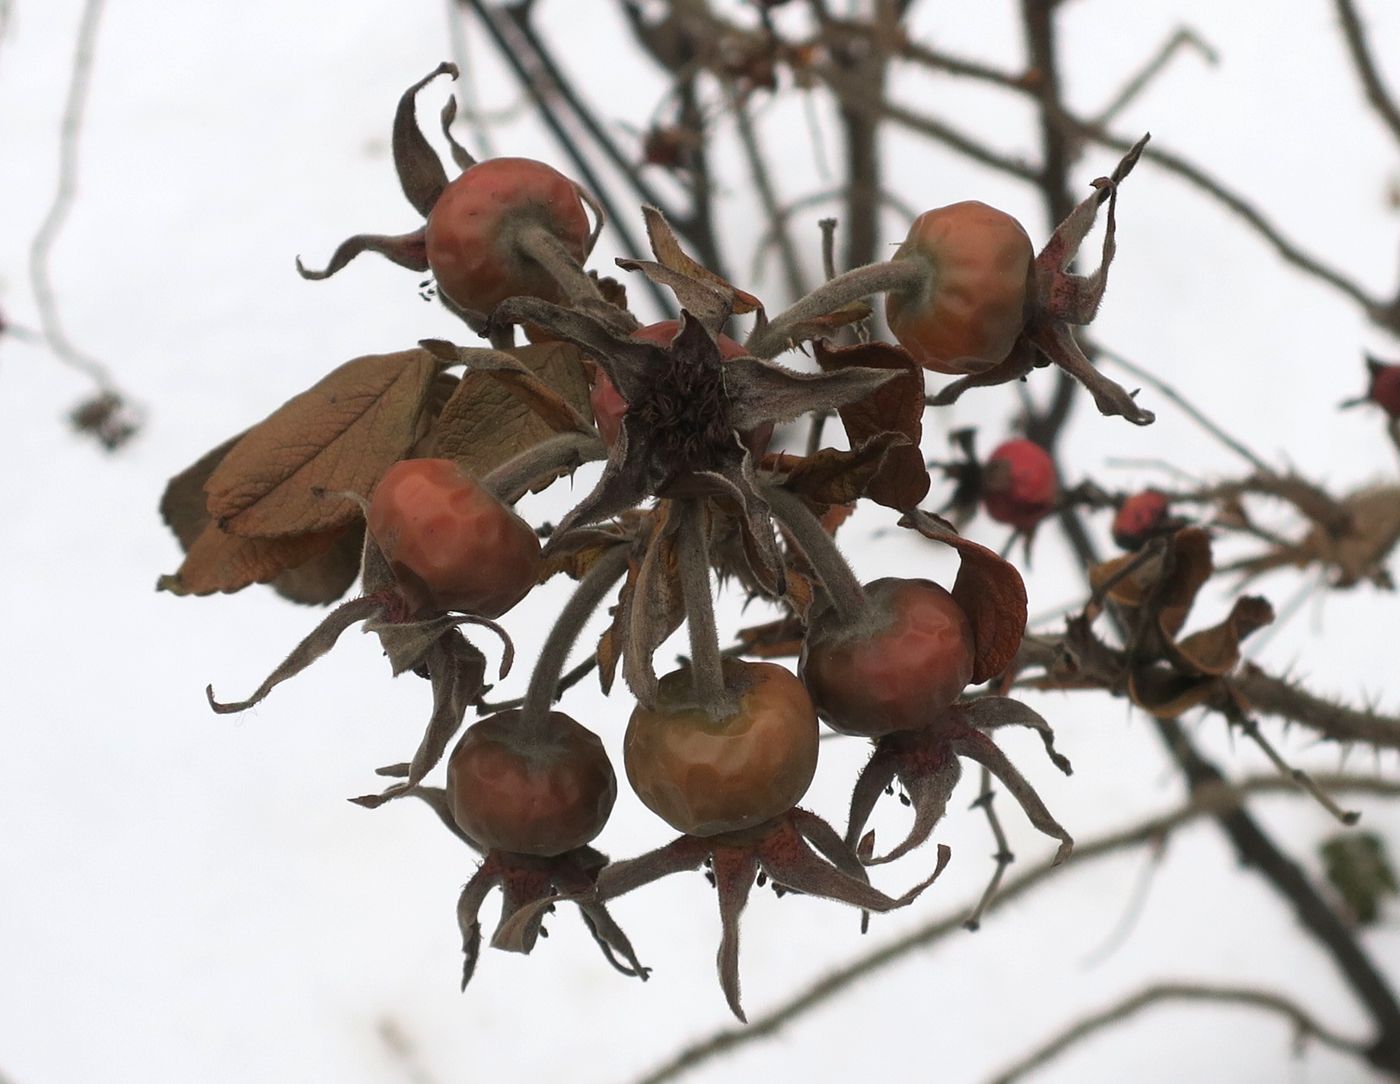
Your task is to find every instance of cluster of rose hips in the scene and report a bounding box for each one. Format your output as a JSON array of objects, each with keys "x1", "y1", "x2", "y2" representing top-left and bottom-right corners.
[{"x1": 165, "y1": 65, "x2": 1149, "y2": 1018}]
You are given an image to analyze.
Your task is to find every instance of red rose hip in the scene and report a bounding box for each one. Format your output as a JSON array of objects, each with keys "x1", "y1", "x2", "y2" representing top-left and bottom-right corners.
[
  {"x1": 367, "y1": 458, "x2": 541, "y2": 617},
  {"x1": 447, "y1": 711, "x2": 617, "y2": 856},
  {"x1": 800, "y1": 578, "x2": 975, "y2": 737}
]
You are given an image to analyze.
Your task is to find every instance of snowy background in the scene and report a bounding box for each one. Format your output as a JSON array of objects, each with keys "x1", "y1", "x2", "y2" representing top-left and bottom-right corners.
[{"x1": 2, "y1": 1, "x2": 1399, "y2": 1082}]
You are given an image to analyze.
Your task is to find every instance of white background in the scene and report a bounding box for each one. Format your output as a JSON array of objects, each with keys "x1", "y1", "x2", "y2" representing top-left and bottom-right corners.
[{"x1": 2, "y1": 2, "x2": 1399, "y2": 1082}]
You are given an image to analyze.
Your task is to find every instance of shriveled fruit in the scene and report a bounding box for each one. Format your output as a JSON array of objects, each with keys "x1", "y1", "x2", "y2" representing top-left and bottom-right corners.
[
  {"x1": 801, "y1": 578, "x2": 975, "y2": 737},
  {"x1": 425, "y1": 157, "x2": 590, "y2": 314},
  {"x1": 624, "y1": 659, "x2": 818, "y2": 836},
  {"x1": 983, "y1": 438, "x2": 1057, "y2": 531},
  {"x1": 588, "y1": 321, "x2": 773, "y2": 457},
  {"x1": 885, "y1": 201, "x2": 1034, "y2": 375},
  {"x1": 367, "y1": 458, "x2": 541, "y2": 617},
  {"x1": 446, "y1": 710, "x2": 616, "y2": 856}
]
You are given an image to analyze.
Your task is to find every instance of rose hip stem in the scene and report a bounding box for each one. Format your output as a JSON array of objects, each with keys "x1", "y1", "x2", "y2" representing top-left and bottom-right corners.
[
  {"x1": 675, "y1": 500, "x2": 736, "y2": 719},
  {"x1": 512, "y1": 222, "x2": 606, "y2": 307},
  {"x1": 762, "y1": 483, "x2": 867, "y2": 623},
  {"x1": 745, "y1": 259, "x2": 926, "y2": 358},
  {"x1": 517, "y1": 543, "x2": 631, "y2": 745},
  {"x1": 482, "y1": 431, "x2": 608, "y2": 505}
]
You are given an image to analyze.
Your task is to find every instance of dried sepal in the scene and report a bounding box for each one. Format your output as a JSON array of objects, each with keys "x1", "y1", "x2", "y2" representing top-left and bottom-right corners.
[
  {"x1": 959, "y1": 696, "x2": 1073, "y2": 775},
  {"x1": 366, "y1": 611, "x2": 513, "y2": 678},
  {"x1": 296, "y1": 63, "x2": 457, "y2": 279},
  {"x1": 416, "y1": 816, "x2": 648, "y2": 989},
  {"x1": 620, "y1": 504, "x2": 687, "y2": 707},
  {"x1": 899, "y1": 509, "x2": 1028, "y2": 684},
  {"x1": 846, "y1": 699, "x2": 1071, "y2": 866},
  {"x1": 724, "y1": 356, "x2": 900, "y2": 433},
  {"x1": 950, "y1": 728, "x2": 1072, "y2": 863},
  {"x1": 295, "y1": 230, "x2": 429, "y2": 280},
  {"x1": 392, "y1": 61, "x2": 456, "y2": 216},
  {"x1": 205, "y1": 594, "x2": 386, "y2": 713},
  {"x1": 352, "y1": 630, "x2": 487, "y2": 808},
  {"x1": 591, "y1": 810, "x2": 949, "y2": 1020}
]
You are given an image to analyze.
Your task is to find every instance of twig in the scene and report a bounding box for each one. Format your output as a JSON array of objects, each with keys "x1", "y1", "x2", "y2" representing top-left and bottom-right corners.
[
  {"x1": 962, "y1": 767, "x2": 1014, "y2": 931},
  {"x1": 1226, "y1": 705, "x2": 1361, "y2": 825},
  {"x1": 1333, "y1": 0, "x2": 1400, "y2": 148},
  {"x1": 1095, "y1": 345, "x2": 1272, "y2": 473},
  {"x1": 1090, "y1": 27, "x2": 1218, "y2": 128},
  {"x1": 731, "y1": 92, "x2": 807, "y2": 300},
  {"x1": 442, "y1": 0, "x2": 496, "y2": 157},
  {"x1": 986, "y1": 982, "x2": 1372, "y2": 1084},
  {"x1": 28, "y1": 0, "x2": 117, "y2": 393},
  {"x1": 627, "y1": 773, "x2": 1400, "y2": 1084},
  {"x1": 816, "y1": 64, "x2": 1040, "y2": 183},
  {"x1": 1232, "y1": 664, "x2": 1400, "y2": 752}
]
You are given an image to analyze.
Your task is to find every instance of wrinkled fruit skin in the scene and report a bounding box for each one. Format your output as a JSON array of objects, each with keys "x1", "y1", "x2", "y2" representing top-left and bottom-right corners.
[
  {"x1": 425, "y1": 157, "x2": 590, "y2": 314},
  {"x1": 624, "y1": 660, "x2": 818, "y2": 836},
  {"x1": 800, "y1": 578, "x2": 975, "y2": 737},
  {"x1": 885, "y1": 201, "x2": 1035, "y2": 375},
  {"x1": 1113, "y1": 489, "x2": 1169, "y2": 550},
  {"x1": 367, "y1": 458, "x2": 542, "y2": 617},
  {"x1": 983, "y1": 438, "x2": 1058, "y2": 531},
  {"x1": 447, "y1": 710, "x2": 617, "y2": 856},
  {"x1": 588, "y1": 321, "x2": 774, "y2": 457}
]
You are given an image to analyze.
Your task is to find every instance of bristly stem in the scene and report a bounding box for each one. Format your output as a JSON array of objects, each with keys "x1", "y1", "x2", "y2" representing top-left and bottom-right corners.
[
  {"x1": 512, "y1": 222, "x2": 605, "y2": 306},
  {"x1": 482, "y1": 431, "x2": 606, "y2": 506},
  {"x1": 762, "y1": 483, "x2": 867, "y2": 623},
  {"x1": 675, "y1": 500, "x2": 734, "y2": 718},
  {"x1": 745, "y1": 259, "x2": 924, "y2": 358},
  {"x1": 518, "y1": 544, "x2": 630, "y2": 743}
]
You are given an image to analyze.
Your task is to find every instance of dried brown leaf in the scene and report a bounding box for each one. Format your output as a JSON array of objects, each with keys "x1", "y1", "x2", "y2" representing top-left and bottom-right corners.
[
  {"x1": 160, "y1": 432, "x2": 246, "y2": 550},
  {"x1": 206, "y1": 349, "x2": 440, "y2": 538},
  {"x1": 429, "y1": 342, "x2": 592, "y2": 477},
  {"x1": 271, "y1": 523, "x2": 365, "y2": 605},
  {"x1": 813, "y1": 339, "x2": 929, "y2": 509},
  {"x1": 158, "y1": 523, "x2": 343, "y2": 597},
  {"x1": 1170, "y1": 595, "x2": 1274, "y2": 677},
  {"x1": 899, "y1": 509, "x2": 1028, "y2": 684},
  {"x1": 780, "y1": 433, "x2": 907, "y2": 506}
]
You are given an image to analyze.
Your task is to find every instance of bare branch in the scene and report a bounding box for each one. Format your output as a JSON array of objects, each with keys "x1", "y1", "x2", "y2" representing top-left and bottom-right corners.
[
  {"x1": 1091, "y1": 27, "x2": 1218, "y2": 128},
  {"x1": 1333, "y1": 0, "x2": 1400, "y2": 147},
  {"x1": 30, "y1": 0, "x2": 109, "y2": 386},
  {"x1": 987, "y1": 982, "x2": 1371, "y2": 1084},
  {"x1": 628, "y1": 775, "x2": 1400, "y2": 1084}
]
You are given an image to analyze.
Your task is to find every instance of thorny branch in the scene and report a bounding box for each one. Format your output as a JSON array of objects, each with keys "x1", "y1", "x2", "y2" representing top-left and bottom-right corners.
[{"x1": 627, "y1": 774, "x2": 1400, "y2": 1084}]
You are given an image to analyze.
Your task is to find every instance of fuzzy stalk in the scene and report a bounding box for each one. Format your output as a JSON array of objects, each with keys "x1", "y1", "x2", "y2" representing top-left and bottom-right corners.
[
  {"x1": 482, "y1": 431, "x2": 606, "y2": 506},
  {"x1": 518, "y1": 544, "x2": 631, "y2": 745},
  {"x1": 761, "y1": 483, "x2": 867, "y2": 623},
  {"x1": 745, "y1": 258, "x2": 925, "y2": 358},
  {"x1": 513, "y1": 221, "x2": 604, "y2": 306},
  {"x1": 675, "y1": 500, "x2": 734, "y2": 718}
]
